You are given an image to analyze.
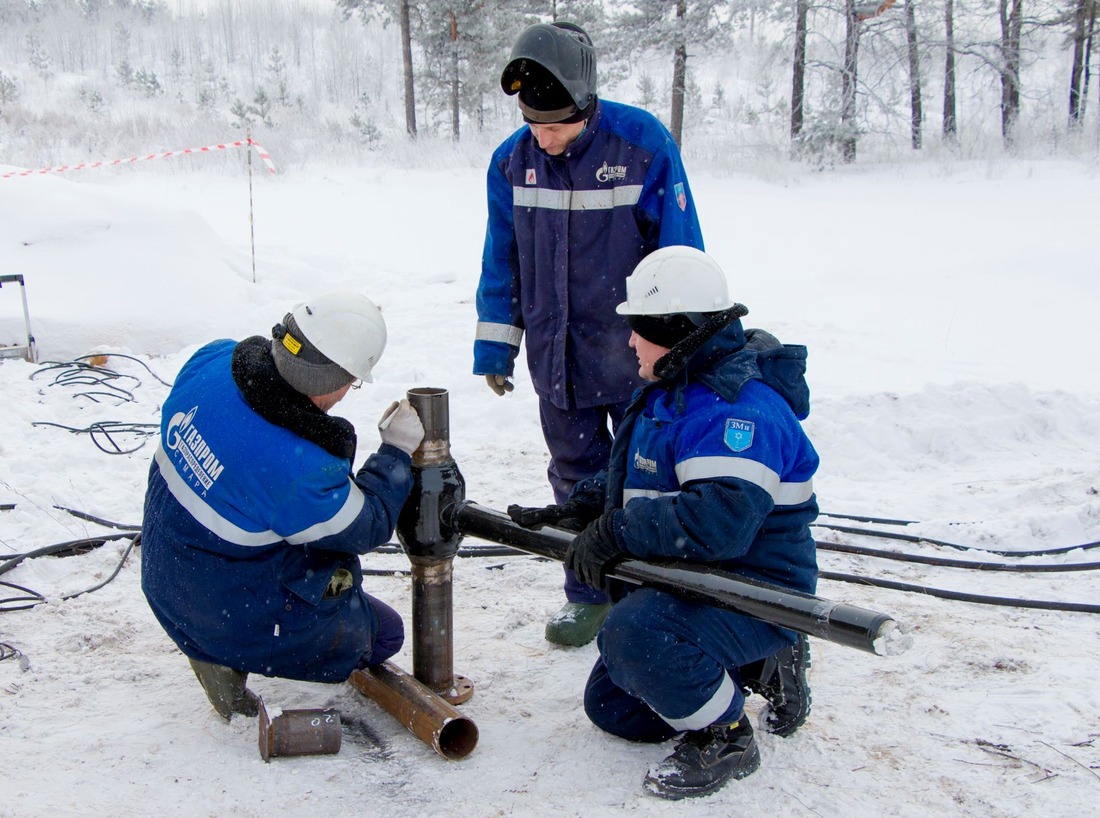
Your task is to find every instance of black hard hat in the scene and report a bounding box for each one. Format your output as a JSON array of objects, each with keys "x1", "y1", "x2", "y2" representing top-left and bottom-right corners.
[{"x1": 501, "y1": 22, "x2": 597, "y2": 122}]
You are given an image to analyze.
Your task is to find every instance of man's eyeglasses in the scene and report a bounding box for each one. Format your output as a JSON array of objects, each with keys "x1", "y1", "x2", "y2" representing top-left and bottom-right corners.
[{"x1": 349, "y1": 379, "x2": 362, "y2": 390}]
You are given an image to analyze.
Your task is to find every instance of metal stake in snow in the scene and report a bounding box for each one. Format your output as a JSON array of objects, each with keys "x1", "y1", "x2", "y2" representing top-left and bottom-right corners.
[{"x1": 247, "y1": 128, "x2": 257, "y2": 284}]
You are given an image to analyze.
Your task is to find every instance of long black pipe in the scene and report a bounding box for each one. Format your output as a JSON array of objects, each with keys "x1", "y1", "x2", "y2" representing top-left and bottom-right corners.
[{"x1": 445, "y1": 502, "x2": 911, "y2": 657}]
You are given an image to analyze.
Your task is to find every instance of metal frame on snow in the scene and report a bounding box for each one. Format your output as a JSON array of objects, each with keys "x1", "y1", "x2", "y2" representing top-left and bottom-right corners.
[{"x1": 0, "y1": 274, "x2": 38, "y2": 363}]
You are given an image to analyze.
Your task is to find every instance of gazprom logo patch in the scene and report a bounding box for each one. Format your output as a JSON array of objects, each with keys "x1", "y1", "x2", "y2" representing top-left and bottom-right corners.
[
  {"x1": 724, "y1": 419, "x2": 755, "y2": 453},
  {"x1": 633, "y1": 449, "x2": 658, "y2": 475}
]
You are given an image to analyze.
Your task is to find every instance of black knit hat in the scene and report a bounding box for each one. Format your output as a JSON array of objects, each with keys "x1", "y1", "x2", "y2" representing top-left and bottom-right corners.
[{"x1": 270, "y1": 313, "x2": 355, "y2": 397}]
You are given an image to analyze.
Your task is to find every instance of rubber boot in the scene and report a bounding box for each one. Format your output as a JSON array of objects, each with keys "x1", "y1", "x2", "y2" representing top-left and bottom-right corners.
[
  {"x1": 544, "y1": 601, "x2": 612, "y2": 647},
  {"x1": 643, "y1": 717, "x2": 760, "y2": 800},
  {"x1": 188, "y1": 657, "x2": 261, "y2": 721},
  {"x1": 739, "y1": 633, "x2": 812, "y2": 737}
]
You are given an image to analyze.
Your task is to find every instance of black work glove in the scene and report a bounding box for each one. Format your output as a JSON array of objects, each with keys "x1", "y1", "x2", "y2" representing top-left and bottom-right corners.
[
  {"x1": 565, "y1": 512, "x2": 627, "y2": 590},
  {"x1": 507, "y1": 497, "x2": 601, "y2": 533}
]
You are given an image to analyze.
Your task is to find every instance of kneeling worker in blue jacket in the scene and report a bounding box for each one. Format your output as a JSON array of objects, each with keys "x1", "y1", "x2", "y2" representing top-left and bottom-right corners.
[
  {"x1": 510, "y1": 247, "x2": 819, "y2": 799},
  {"x1": 141, "y1": 292, "x2": 425, "y2": 721}
]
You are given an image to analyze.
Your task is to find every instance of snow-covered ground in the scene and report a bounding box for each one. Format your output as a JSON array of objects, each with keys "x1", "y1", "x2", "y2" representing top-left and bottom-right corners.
[{"x1": 1, "y1": 155, "x2": 1098, "y2": 817}]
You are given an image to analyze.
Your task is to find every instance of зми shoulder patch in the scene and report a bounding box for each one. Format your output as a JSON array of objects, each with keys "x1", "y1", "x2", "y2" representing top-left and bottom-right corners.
[{"x1": 724, "y1": 419, "x2": 754, "y2": 452}]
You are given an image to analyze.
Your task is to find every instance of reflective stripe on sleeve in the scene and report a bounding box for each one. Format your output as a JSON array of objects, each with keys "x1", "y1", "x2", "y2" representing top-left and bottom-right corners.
[
  {"x1": 475, "y1": 321, "x2": 524, "y2": 347},
  {"x1": 156, "y1": 445, "x2": 281, "y2": 546},
  {"x1": 623, "y1": 488, "x2": 678, "y2": 504},
  {"x1": 155, "y1": 444, "x2": 365, "y2": 547},
  {"x1": 512, "y1": 185, "x2": 643, "y2": 211},
  {"x1": 284, "y1": 483, "x2": 365, "y2": 545},
  {"x1": 676, "y1": 455, "x2": 814, "y2": 506}
]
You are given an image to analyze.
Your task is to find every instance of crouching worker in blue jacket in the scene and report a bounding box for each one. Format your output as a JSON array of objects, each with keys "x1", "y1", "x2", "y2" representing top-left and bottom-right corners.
[
  {"x1": 508, "y1": 247, "x2": 819, "y2": 799},
  {"x1": 141, "y1": 292, "x2": 425, "y2": 721}
]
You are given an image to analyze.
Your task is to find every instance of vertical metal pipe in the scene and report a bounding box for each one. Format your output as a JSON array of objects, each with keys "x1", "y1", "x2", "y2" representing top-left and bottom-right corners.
[
  {"x1": 407, "y1": 555, "x2": 456, "y2": 696},
  {"x1": 396, "y1": 388, "x2": 473, "y2": 703}
]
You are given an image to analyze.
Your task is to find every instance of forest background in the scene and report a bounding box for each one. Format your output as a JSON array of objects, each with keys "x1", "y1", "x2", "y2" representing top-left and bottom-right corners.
[{"x1": 2, "y1": 0, "x2": 1099, "y2": 174}]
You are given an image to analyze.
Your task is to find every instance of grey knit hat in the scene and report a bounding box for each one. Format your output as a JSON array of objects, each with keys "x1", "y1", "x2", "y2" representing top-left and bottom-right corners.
[{"x1": 270, "y1": 313, "x2": 355, "y2": 396}]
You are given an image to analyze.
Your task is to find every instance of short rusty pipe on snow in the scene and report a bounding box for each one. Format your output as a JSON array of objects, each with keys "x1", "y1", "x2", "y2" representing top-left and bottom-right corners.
[{"x1": 348, "y1": 662, "x2": 478, "y2": 760}]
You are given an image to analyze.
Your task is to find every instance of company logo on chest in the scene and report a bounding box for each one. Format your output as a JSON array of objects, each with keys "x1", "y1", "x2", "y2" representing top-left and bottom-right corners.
[
  {"x1": 166, "y1": 405, "x2": 225, "y2": 492},
  {"x1": 632, "y1": 448, "x2": 658, "y2": 475},
  {"x1": 596, "y1": 161, "x2": 628, "y2": 183}
]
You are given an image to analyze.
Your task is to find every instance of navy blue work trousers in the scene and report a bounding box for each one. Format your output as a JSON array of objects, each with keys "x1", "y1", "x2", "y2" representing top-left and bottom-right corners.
[
  {"x1": 583, "y1": 588, "x2": 793, "y2": 740},
  {"x1": 538, "y1": 396, "x2": 629, "y2": 605}
]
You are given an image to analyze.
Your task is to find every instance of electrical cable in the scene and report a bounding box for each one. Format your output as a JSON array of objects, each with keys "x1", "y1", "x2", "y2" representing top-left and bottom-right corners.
[
  {"x1": 53, "y1": 506, "x2": 141, "y2": 532},
  {"x1": 0, "y1": 534, "x2": 135, "y2": 577},
  {"x1": 361, "y1": 568, "x2": 411, "y2": 577},
  {"x1": 819, "y1": 511, "x2": 915, "y2": 526},
  {"x1": 818, "y1": 538, "x2": 1100, "y2": 572},
  {"x1": 0, "y1": 535, "x2": 139, "y2": 612},
  {"x1": 30, "y1": 420, "x2": 159, "y2": 454},
  {"x1": 0, "y1": 639, "x2": 26, "y2": 663},
  {"x1": 31, "y1": 354, "x2": 172, "y2": 389},
  {"x1": 813, "y1": 521, "x2": 1100, "y2": 557},
  {"x1": 27, "y1": 357, "x2": 170, "y2": 447},
  {"x1": 819, "y1": 570, "x2": 1100, "y2": 614},
  {"x1": 73, "y1": 353, "x2": 174, "y2": 387},
  {"x1": 31, "y1": 360, "x2": 140, "y2": 405},
  {"x1": 74, "y1": 354, "x2": 173, "y2": 389},
  {"x1": 0, "y1": 579, "x2": 45, "y2": 610},
  {"x1": 21, "y1": 508, "x2": 1096, "y2": 615}
]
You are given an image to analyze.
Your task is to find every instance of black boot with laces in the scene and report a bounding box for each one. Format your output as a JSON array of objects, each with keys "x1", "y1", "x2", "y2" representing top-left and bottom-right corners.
[
  {"x1": 643, "y1": 717, "x2": 760, "y2": 800},
  {"x1": 740, "y1": 633, "x2": 812, "y2": 737}
]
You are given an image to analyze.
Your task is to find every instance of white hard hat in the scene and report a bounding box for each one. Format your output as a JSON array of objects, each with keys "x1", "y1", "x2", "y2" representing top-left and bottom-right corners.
[
  {"x1": 615, "y1": 246, "x2": 735, "y2": 316},
  {"x1": 289, "y1": 291, "x2": 387, "y2": 383}
]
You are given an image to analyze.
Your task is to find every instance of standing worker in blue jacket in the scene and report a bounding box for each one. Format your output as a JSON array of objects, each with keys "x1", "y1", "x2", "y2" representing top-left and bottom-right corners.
[
  {"x1": 512, "y1": 247, "x2": 819, "y2": 799},
  {"x1": 141, "y1": 292, "x2": 426, "y2": 721},
  {"x1": 474, "y1": 21, "x2": 705, "y2": 646}
]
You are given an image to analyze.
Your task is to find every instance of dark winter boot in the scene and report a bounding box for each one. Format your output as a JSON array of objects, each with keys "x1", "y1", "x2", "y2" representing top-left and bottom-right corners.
[
  {"x1": 643, "y1": 718, "x2": 760, "y2": 800},
  {"x1": 740, "y1": 633, "x2": 812, "y2": 737},
  {"x1": 188, "y1": 658, "x2": 261, "y2": 721}
]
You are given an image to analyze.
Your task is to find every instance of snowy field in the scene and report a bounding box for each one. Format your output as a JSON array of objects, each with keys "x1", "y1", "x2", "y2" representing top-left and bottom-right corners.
[{"x1": 1, "y1": 154, "x2": 1098, "y2": 817}]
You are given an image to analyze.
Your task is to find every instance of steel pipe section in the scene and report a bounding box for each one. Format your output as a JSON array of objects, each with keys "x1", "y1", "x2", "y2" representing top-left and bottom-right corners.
[
  {"x1": 395, "y1": 387, "x2": 473, "y2": 703},
  {"x1": 348, "y1": 663, "x2": 478, "y2": 760},
  {"x1": 446, "y1": 501, "x2": 911, "y2": 657}
]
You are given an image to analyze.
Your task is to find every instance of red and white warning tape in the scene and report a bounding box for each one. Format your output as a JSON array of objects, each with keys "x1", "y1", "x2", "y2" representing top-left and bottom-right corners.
[{"x1": 0, "y1": 137, "x2": 277, "y2": 180}]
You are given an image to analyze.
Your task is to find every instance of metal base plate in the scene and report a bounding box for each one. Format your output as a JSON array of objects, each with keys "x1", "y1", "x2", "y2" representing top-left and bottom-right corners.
[{"x1": 442, "y1": 674, "x2": 474, "y2": 705}]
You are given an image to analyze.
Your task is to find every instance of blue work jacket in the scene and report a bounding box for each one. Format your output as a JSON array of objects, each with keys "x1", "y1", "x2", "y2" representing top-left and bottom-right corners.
[
  {"x1": 140, "y1": 338, "x2": 413, "y2": 682},
  {"x1": 474, "y1": 99, "x2": 704, "y2": 409},
  {"x1": 594, "y1": 324, "x2": 820, "y2": 593}
]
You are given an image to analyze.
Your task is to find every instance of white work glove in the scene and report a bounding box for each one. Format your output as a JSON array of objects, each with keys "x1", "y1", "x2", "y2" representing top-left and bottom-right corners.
[
  {"x1": 378, "y1": 399, "x2": 425, "y2": 456},
  {"x1": 485, "y1": 374, "x2": 514, "y2": 397}
]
